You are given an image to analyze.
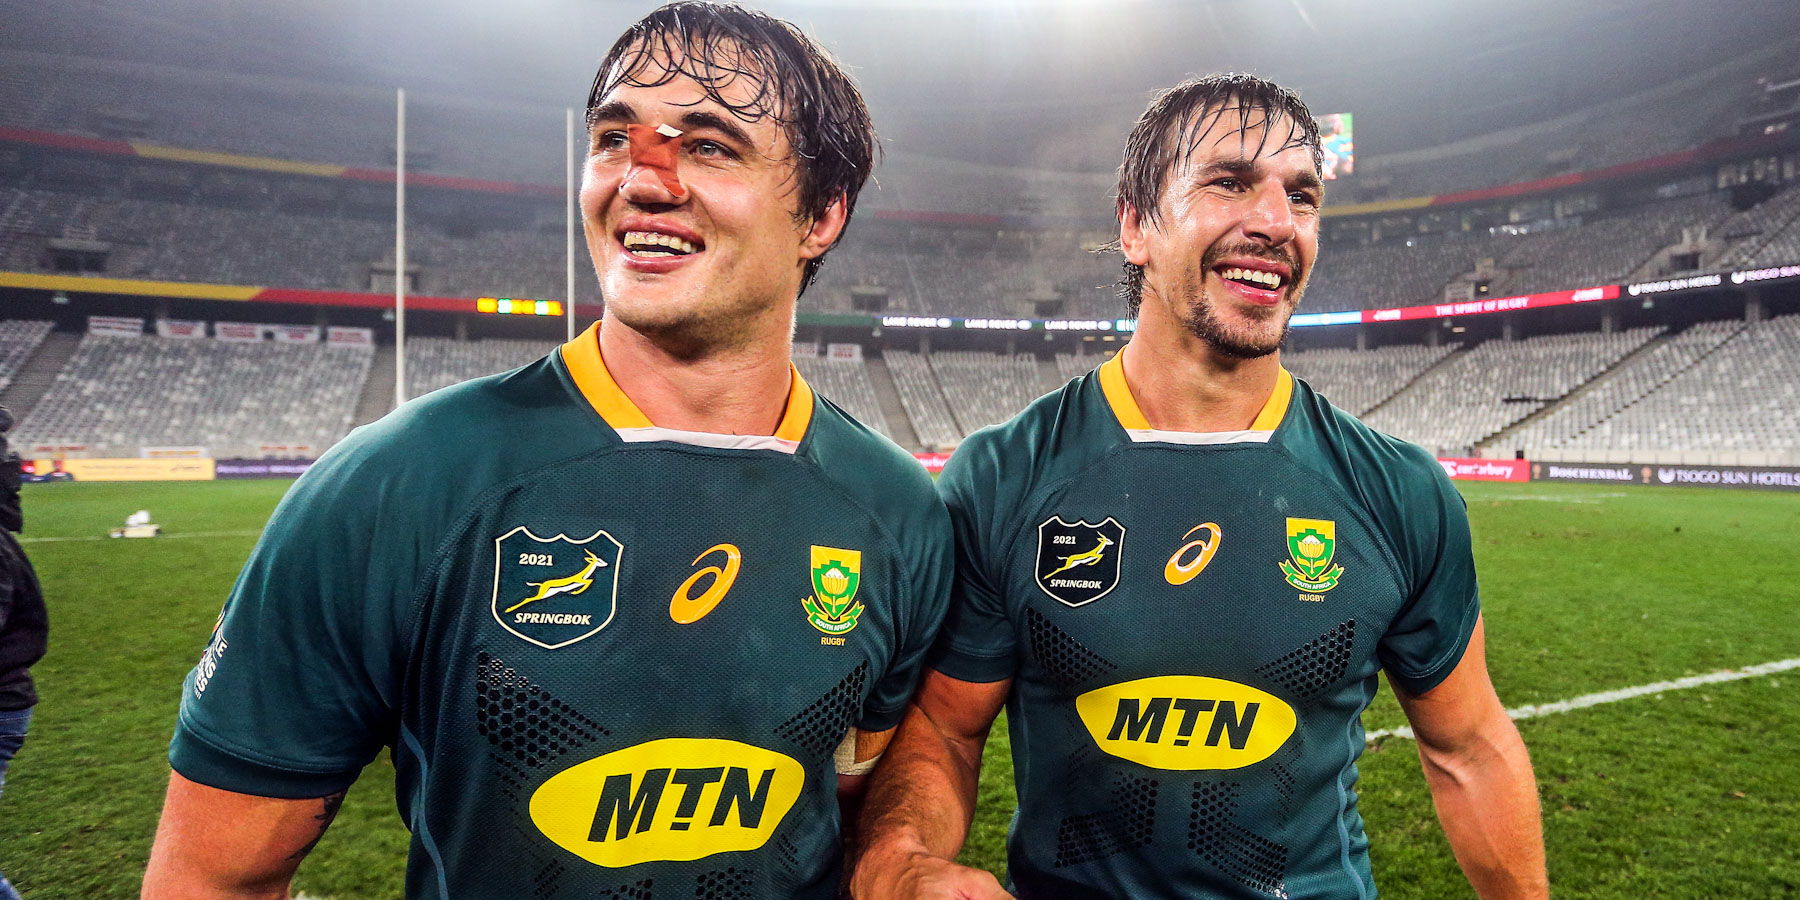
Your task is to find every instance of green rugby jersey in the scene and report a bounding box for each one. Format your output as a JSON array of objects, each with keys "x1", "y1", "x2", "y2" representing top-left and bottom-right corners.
[
  {"x1": 171, "y1": 324, "x2": 952, "y2": 899},
  {"x1": 932, "y1": 350, "x2": 1480, "y2": 900}
]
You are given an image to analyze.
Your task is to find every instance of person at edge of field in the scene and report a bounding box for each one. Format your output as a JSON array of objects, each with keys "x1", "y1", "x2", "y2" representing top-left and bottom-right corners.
[
  {"x1": 850, "y1": 74, "x2": 1548, "y2": 900},
  {"x1": 0, "y1": 405, "x2": 48, "y2": 900},
  {"x1": 143, "y1": 5, "x2": 953, "y2": 898}
]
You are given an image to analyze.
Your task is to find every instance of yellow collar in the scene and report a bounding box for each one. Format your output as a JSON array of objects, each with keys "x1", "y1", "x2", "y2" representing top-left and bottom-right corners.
[
  {"x1": 1098, "y1": 347, "x2": 1292, "y2": 438},
  {"x1": 559, "y1": 322, "x2": 814, "y2": 444}
]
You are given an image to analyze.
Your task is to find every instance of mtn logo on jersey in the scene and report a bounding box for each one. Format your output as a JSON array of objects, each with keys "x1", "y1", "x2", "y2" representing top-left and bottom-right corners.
[
  {"x1": 1280, "y1": 517, "x2": 1344, "y2": 593},
  {"x1": 1036, "y1": 516, "x2": 1125, "y2": 607},
  {"x1": 1076, "y1": 676, "x2": 1297, "y2": 770},
  {"x1": 804, "y1": 546, "x2": 865, "y2": 635},
  {"x1": 491, "y1": 526, "x2": 623, "y2": 649},
  {"x1": 529, "y1": 738, "x2": 805, "y2": 867}
]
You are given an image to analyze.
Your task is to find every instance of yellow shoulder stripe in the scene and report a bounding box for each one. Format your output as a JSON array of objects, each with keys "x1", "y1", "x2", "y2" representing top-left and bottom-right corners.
[
  {"x1": 560, "y1": 322, "x2": 815, "y2": 441},
  {"x1": 1250, "y1": 368, "x2": 1294, "y2": 432},
  {"x1": 560, "y1": 322, "x2": 652, "y2": 429},
  {"x1": 1097, "y1": 350, "x2": 1150, "y2": 431},
  {"x1": 1098, "y1": 347, "x2": 1292, "y2": 433}
]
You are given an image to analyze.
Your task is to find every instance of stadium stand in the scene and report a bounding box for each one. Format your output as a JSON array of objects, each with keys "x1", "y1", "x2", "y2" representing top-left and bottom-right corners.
[
  {"x1": 928, "y1": 350, "x2": 1045, "y2": 436},
  {"x1": 1488, "y1": 192, "x2": 1734, "y2": 296},
  {"x1": 1335, "y1": 35, "x2": 1797, "y2": 202},
  {"x1": 7, "y1": 30, "x2": 1793, "y2": 210},
  {"x1": 808, "y1": 232, "x2": 1120, "y2": 320},
  {"x1": 883, "y1": 350, "x2": 961, "y2": 450},
  {"x1": 1303, "y1": 238, "x2": 1494, "y2": 312},
  {"x1": 0, "y1": 50, "x2": 567, "y2": 185},
  {"x1": 1363, "y1": 327, "x2": 1661, "y2": 455},
  {"x1": 404, "y1": 336, "x2": 557, "y2": 399},
  {"x1": 13, "y1": 332, "x2": 372, "y2": 458},
  {"x1": 1503, "y1": 320, "x2": 1745, "y2": 454},
  {"x1": 1712, "y1": 186, "x2": 1800, "y2": 269},
  {"x1": 0, "y1": 152, "x2": 1783, "y2": 322},
  {"x1": 1284, "y1": 342, "x2": 1461, "y2": 416},
  {"x1": 1542, "y1": 314, "x2": 1800, "y2": 458},
  {"x1": 0, "y1": 185, "x2": 606, "y2": 305},
  {"x1": 4, "y1": 40, "x2": 1800, "y2": 466},
  {"x1": 1053, "y1": 351, "x2": 1108, "y2": 384},
  {"x1": 0, "y1": 319, "x2": 53, "y2": 392},
  {"x1": 792, "y1": 354, "x2": 891, "y2": 439}
]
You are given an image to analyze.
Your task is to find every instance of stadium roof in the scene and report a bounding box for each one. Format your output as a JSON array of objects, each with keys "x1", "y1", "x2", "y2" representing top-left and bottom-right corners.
[{"x1": 13, "y1": 0, "x2": 1800, "y2": 170}]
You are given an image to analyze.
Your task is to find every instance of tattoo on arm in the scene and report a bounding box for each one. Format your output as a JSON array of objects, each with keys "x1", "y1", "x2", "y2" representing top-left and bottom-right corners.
[{"x1": 287, "y1": 790, "x2": 347, "y2": 861}]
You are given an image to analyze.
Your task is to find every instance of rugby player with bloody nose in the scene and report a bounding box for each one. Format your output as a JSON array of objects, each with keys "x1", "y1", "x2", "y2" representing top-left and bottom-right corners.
[
  {"x1": 144, "y1": 4, "x2": 951, "y2": 897},
  {"x1": 851, "y1": 75, "x2": 1548, "y2": 900}
]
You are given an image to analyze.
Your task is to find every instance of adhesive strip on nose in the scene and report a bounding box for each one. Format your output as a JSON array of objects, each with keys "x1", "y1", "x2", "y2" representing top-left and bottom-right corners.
[{"x1": 625, "y1": 123, "x2": 687, "y2": 199}]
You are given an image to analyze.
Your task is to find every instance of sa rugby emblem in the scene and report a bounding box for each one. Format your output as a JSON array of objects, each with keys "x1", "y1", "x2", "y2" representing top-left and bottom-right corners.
[
  {"x1": 492, "y1": 526, "x2": 623, "y2": 649},
  {"x1": 1036, "y1": 516, "x2": 1125, "y2": 607},
  {"x1": 804, "y1": 546, "x2": 865, "y2": 635},
  {"x1": 1279, "y1": 517, "x2": 1344, "y2": 593}
]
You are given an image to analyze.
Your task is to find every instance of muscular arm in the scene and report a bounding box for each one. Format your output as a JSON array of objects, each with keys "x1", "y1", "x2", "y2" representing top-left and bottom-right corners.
[
  {"x1": 849, "y1": 670, "x2": 1012, "y2": 900},
  {"x1": 142, "y1": 770, "x2": 346, "y2": 900},
  {"x1": 1392, "y1": 616, "x2": 1548, "y2": 899}
]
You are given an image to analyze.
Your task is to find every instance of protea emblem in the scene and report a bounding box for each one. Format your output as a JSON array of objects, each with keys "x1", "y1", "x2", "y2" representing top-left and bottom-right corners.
[
  {"x1": 804, "y1": 546, "x2": 865, "y2": 635},
  {"x1": 1279, "y1": 517, "x2": 1344, "y2": 593}
]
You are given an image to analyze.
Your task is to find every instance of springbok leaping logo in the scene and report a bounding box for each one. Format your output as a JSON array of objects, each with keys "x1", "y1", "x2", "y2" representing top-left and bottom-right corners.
[
  {"x1": 1035, "y1": 515, "x2": 1127, "y2": 607},
  {"x1": 506, "y1": 549, "x2": 607, "y2": 614},
  {"x1": 493, "y1": 526, "x2": 622, "y2": 650},
  {"x1": 1043, "y1": 535, "x2": 1116, "y2": 578}
]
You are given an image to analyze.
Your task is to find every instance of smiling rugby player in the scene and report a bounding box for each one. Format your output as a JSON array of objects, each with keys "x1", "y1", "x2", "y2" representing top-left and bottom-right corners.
[
  {"x1": 852, "y1": 75, "x2": 1548, "y2": 900},
  {"x1": 144, "y1": 5, "x2": 951, "y2": 897}
]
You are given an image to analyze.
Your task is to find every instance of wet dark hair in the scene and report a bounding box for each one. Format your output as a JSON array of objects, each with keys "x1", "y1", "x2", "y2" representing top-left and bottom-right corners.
[
  {"x1": 588, "y1": 1, "x2": 877, "y2": 292},
  {"x1": 1111, "y1": 74, "x2": 1321, "y2": 316}
]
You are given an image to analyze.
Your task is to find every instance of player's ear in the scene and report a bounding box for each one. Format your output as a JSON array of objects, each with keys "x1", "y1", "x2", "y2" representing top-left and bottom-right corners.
[
  {"x1": 799, "y1": 193, "x2": 849, "y2": 261},
  {"x1": 1119, "y1": 201, "x2": 1152, "y2": 267}
]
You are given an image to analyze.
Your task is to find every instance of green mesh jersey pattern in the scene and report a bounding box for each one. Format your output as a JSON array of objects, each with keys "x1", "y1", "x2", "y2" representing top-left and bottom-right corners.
[
  {"x1": 930, "y1": 371, "x2": 1479, "y2": 900},
  {"x1": 171, "y1": 353, "x2": 952, "y2": 899}
]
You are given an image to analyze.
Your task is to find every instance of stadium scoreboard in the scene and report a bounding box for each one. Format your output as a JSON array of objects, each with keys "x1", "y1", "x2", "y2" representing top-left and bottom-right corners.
[{"x1": 476, "y1": 297, "x2": 563, "y2": 316}]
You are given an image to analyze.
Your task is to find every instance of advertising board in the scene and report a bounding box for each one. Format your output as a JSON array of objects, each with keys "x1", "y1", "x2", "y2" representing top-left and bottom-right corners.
[{"x1": 1436, "y1": 457, "x2": 1531, "y2": 482}]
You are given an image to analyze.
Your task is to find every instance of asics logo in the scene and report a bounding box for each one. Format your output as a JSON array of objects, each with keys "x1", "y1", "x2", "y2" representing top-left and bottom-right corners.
[
  {"x1": 1164, "y1": 523, "x2": 1222, "y2": 585},
  {"x1": 669, "y1": 543, "x2": 741, "y2": 624}
]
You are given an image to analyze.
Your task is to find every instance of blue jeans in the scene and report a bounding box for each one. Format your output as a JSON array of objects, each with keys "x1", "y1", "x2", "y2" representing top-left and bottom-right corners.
[{"x1": 0, "y1": 705, "x2": 30, "y2": 900}]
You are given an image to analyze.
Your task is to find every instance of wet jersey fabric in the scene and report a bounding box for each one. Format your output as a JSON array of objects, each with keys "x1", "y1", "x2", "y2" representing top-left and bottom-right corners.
[
  {"x1": 170, "y1": 324, "x2": 953, "y2": 899},
  {"x1": 931, "y1": 350, "x2": 1479, "y2": 900}
]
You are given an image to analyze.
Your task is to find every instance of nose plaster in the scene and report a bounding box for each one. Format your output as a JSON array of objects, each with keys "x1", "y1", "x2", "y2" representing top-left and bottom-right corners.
[{"x1": 625, "y1": 123, "x2": 687, "y2": 199}]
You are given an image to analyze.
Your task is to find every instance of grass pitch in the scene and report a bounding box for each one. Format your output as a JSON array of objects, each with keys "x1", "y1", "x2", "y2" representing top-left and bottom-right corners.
[{"x1": 0, "y1": 479, "x2": 1795, "y2": 898}]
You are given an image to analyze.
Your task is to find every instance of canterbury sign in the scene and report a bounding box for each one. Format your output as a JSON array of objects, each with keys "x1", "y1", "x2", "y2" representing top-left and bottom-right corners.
[
  {"x1": 530, "y1": 738, "x2": 805, "y2": 867},
  {"x1": 1075, "y1": 676, "x2": 1296, "y2": 770}
]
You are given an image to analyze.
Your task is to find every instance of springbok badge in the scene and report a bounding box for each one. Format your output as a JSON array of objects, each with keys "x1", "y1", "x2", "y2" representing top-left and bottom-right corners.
[
  {"x1": 1035, "y1": 516, "x2": 1126, "y2": 607},
  {"x1": 492, "y1": 526, "x2": 623, "y2": 649}
]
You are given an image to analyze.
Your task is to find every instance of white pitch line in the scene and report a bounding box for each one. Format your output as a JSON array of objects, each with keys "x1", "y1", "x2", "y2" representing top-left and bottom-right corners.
[
  {"x1": 17, "y1": 529, "x2": 264, "y2": 544},
  {"x1": 1366, "y1": 657, "x2": 1800, "y2": 743}
]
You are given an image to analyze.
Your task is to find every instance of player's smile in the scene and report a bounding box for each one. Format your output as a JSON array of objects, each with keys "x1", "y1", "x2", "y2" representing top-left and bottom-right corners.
[
  {"x1": 615, "y1": 215, "x2": 707, "y2": 274},
  {"x1": 1210, "y1": 255, "x2": 1295, "y2": 309}
]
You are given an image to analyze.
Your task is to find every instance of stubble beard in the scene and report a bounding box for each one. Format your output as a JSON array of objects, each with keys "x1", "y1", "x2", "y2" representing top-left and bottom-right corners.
[
  {"x1": 1176, "y1": 245, "x2": 1303, "y2": 360},
  {"x1": 1180, "y1": 285, "x2": 1291, "y2": 359}
]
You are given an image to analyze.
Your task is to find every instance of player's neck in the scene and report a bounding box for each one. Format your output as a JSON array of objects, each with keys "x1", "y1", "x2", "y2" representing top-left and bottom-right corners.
[
  {"x1": 597, "y1": 313, "x2": 796, "y2": 436},
  {"x1": 1121, "y1": 323, "x2": 1282, "y2": 433}
]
